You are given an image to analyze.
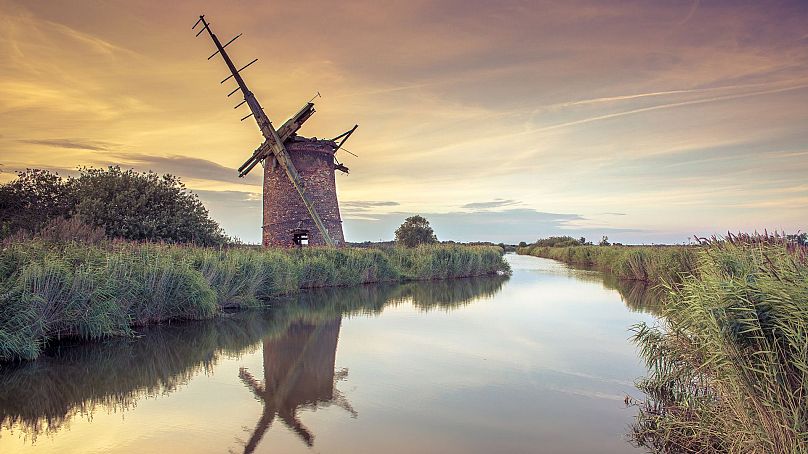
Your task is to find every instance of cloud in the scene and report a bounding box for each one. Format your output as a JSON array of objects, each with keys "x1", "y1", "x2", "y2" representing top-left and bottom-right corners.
[
  {"x1": 461, "y1": 199, "x2": 520, "y2": 210},
  {"x1": 343, "y1": 208, "x2": 641, "y2": 244},
  {"x1": 18, "y1": 138, "x2": 118, "y2": 151},
  {"x1": 0, "y1": 165, "x2": 80, "y2": 177},
  {"x1": 533, "y1": 82, "x2": 808, "y2": 134},
  {"x1": 192, "y1": 190, "x2": 262, "y2": 242},
  {"x1": 600, "y1": 212, "x2": 627, "y2": 216},
  {"x1": 678, "y1": 0, "x2": 701, "y2": 26},
  {"x1": 107, "y1": 153, "x2": 262, "y2": 186},
  {"x1": 192, "y1": 189, "x2": 261, "y2": 207},
  {"x1": 341, "y1": 200, "x2": 400, "y2": 209}
]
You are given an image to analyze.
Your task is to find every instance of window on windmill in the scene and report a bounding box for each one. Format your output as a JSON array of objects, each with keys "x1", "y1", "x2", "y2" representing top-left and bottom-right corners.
[{"x1": 293, "y1": 230, "x2": 310, "y2": 247}]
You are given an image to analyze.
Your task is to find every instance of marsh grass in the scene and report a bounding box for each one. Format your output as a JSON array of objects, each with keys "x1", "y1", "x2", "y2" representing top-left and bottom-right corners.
[
  {"x1": 630, "y1": 235, "x2": 808, "y2": 453},
  {"x1": 517, "y1": 244, "x2": 698, "y2": 286},
  {"x1": 0, "y1": 241, "x2": 509, "y2": 361}
]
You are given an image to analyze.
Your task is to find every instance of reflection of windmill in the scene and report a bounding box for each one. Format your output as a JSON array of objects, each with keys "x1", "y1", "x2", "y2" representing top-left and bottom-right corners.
[
  {"x1": 194, "y1": 15, "x2": 358, "y2": 247},
  {"x1": 237, "y1": 319, "x2": 356, "y2": 452}
]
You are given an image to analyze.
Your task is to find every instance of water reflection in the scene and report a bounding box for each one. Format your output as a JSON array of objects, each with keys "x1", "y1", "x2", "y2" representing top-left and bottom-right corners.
[
  {"x1": 0, "y1": 275, "x2": 508, "y2": 446},
  {"x1": 239, "y1": 319, "x2": 354, "y2": 452},
  {"x1": 530, "y1": 259, "x2": 665, "y2": 316},
  {"x1": 600, "y1": 275, "x2": 665, "y2": 316},
  {"x1": 0, "y1": 312, "x2": 279, "y2": 441}
]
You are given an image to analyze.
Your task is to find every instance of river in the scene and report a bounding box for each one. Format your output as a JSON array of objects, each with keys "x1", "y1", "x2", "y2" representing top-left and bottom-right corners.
[{"x1": 0, "y1": 254, "x2": 657, "y2": 453}]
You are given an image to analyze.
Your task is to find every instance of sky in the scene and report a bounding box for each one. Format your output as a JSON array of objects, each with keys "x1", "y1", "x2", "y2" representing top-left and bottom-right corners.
[{"x1": 0, "y1": 0, "x2": 806, "y2": 244}]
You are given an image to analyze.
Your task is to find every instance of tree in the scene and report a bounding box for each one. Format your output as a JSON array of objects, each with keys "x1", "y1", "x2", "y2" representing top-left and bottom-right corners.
[
  {"x1": 518, "y1": 241, "x2": 527, "y2": 248},
  {"x1": 579, "y1": 236, "x2": 587, "y2": 245},
  {"x1": 0, "y1": 166, "x2": 227, "y2": 245},
  {"x1": 69, "y1": 167, "x2": 226, "y2": 245},
  {"x1": 395, "y1": 215, "x2": 437, "y2": 247},
  {"x1": 599, "y1": 235, "x2": 610, "y2": 246}
]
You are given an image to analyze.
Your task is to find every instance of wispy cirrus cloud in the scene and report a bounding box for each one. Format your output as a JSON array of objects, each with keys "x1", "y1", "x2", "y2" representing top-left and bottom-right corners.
[
  {"x1": 107, "y1": 153, "x2": 262, "y2": 186},
  {"x1": 342, "y1": 208, "x2": 641, "y2": 244},
  {"x1": 461, "y1": 199, "x2": 520, "y2": 210},
  {"x1": 532, "y1": 82, "x2": 808, "y2": 134},
  {"x1": 18, "y1": 138, "x2": 119, "y2": 151},
  {"x1": 341, "y1": 200, "x2": 400, "y2": 209}
]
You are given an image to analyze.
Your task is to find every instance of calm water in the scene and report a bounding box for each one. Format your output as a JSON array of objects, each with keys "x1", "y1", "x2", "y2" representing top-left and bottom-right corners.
[{"x1": 0, "y1": 254, "x2": 657, "y2": 453}]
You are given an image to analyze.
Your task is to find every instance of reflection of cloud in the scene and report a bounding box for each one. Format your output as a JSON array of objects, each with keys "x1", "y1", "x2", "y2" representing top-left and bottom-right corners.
[
  {"x1": 18, "y1": 138, "x2": 118, "y2": 151},
  {"x1": 461, "y1": 199, "x2": 520, "y2": 210}
]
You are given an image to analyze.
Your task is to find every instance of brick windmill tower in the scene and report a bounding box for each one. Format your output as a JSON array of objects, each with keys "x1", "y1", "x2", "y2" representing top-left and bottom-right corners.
[{"x1": 194, "y1": 16, "x2": 358, "y2": 247}]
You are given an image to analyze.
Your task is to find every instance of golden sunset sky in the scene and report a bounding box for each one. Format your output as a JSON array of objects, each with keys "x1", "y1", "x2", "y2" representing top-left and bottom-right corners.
[{"x1": 1, "y1": 0, "x2": 806, "y2": 243}]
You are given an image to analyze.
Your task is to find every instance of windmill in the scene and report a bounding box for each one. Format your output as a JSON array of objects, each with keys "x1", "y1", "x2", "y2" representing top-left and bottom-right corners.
[{"x1": 193, "y1": 15, "x2": 357, "y2": 247}]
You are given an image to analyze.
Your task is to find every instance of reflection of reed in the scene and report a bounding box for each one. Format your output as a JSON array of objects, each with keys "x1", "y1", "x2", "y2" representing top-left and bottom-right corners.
[
  {"x1": 600, "y1": 274, "x2": 665, "y2": 315},
  {"x1": 550, "y1": 265, "x2": 665, "y2": 315},
  {"x1": 0, "y1": 275, "x2": 508, "y2": 443},
  {"x1": 272, "y1": 274, "x2": 508, "y2": 322},
  {"x1": 0, "y1": 312, "x2": 280, "y2": 441}
]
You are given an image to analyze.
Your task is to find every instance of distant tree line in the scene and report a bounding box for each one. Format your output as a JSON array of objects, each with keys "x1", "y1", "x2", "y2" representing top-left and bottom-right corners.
[
  {"x1": 0, "y1": 167, "x2": 227, "y2": 245},
  {"x1": 527, "y1": 236, "x2": 586, "y2": 247}
]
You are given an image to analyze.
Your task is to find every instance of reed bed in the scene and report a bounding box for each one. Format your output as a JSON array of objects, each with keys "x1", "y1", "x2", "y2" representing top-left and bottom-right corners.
[
  {"x1": 0, "y1": 241, "x2": 509, "y2": 361},
  {"x1": 517, "y1": 244, "x2": 698, "y2": 285},
  {"x1": 630, "y1": 235, "x2": 808, "y2": 453}
]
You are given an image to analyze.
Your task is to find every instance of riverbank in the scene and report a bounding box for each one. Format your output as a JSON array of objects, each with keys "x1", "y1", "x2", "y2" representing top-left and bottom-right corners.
[
  {"x1": 0, "y1": 241, "x2": 510, "y2": 361},
  {"x1": 631, "y1": 236, "x2": 807, "y2": 453},
  {"x1": 516, "y1": 243, "x2": 697, "y2": 286},
  {"x1": 521, "y1": 237, "x2": 808, "y2": 452}
]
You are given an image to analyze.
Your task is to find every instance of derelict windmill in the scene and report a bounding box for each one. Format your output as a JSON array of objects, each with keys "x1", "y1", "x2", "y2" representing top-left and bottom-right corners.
[{"x1": 193, "y1": 15, "x2": 358, "y2": 247}]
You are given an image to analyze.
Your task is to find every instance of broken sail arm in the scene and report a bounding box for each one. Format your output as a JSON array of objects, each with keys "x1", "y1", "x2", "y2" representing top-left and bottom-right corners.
[{"x1": 238, "y1": 102, "x2": 317, "y2": 176}]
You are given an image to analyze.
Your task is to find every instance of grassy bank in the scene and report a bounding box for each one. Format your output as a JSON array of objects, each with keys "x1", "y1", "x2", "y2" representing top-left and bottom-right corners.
[
  {"x1": 517, "y1": 244, "x2": 698, "y2": 286},
  {"x1": 630, "y1": 236, "x2": 807, "y2": 453},
  {"x1": 0, "y1": 241, "x2": 509, "y2": 361}
]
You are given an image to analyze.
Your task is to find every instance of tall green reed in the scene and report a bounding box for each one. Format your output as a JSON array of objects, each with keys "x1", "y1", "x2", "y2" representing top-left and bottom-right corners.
[
  {"x1": 0, "y1": 241, "x2": 509, "y2": 361},
  {"x1": 630, "y1": 236, "x2": 808, "y2": 453}
]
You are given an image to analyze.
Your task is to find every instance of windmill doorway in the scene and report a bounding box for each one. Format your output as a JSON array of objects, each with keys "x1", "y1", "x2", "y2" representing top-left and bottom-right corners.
[{"x1": 292, "y1": 229, "x2": 310, "y2": 247}]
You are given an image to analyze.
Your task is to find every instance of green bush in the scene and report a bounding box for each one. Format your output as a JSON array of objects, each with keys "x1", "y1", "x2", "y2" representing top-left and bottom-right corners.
[{"x1": 0, "y1": 167, "x2": 227, "y2": 245}]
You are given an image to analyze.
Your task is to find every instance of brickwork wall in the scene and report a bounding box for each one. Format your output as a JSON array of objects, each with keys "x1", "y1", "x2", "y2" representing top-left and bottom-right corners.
[{"x1": 262, "y1": 137, "x2": 345, "y2": 247}]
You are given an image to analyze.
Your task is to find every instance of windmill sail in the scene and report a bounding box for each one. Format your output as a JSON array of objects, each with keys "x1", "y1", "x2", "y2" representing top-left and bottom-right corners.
[{"x1": 195, "y1": 16, "x2": 336, "y2": 247}]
